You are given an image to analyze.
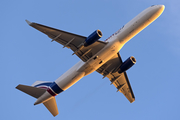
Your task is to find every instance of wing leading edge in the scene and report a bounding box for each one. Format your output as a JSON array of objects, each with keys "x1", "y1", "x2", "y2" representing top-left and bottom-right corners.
[
  {"x1": 96, "y1": 53, "x2": 135, "y2": 103},
  {"x1": 26, "y1": 20, "x2": 107, "y2": 62}
]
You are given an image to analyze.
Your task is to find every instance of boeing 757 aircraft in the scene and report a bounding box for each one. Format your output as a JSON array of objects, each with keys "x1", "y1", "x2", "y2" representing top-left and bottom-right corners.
[{"x1": 16, "y1": 5, "x2": 164, "y2": 116}]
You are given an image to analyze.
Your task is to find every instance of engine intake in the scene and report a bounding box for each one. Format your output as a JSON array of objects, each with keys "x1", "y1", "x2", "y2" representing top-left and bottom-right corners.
[
  {"x1": 118, "y1": 56, "x2": 136, "y2": 73},
  {"x1": 84, "y1": 30, "x2": 102, "y2": 46}
]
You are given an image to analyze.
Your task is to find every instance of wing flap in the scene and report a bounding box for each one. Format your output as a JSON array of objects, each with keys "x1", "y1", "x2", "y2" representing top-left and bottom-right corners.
[
  {"x1": 96, "y1": 53, "x2": 135, "y2": 103},
  {"x1": 26, "y1": 20, "x2": 107, "y2": 62},
  {"x1": 111, "y1": 72, "x2": 135, "y2": 103},
  {"x1": 75, "y1": 40, "x2": 107, "y2": 61}
]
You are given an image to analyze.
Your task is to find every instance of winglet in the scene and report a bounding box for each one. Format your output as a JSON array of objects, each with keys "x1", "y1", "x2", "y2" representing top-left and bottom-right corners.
[{"x1": 25, "y1": 20, "x2": 32, "y2": 25}]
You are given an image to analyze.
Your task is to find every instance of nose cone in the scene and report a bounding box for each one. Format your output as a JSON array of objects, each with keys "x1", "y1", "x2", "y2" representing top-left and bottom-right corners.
[
  {"x1": 153, "y1": 5, "x2": 165, "y2": 14},
  {"x1": 149, "y1": 5, "x2": 165, "y2": 20},
  {"x1": 159, "y1": 5, "x2": 165, "y2": 8},
  {"x1": 158, "y1": 5, "x2": 165, "y2": 12},
  {"x1": 156, "y1": 5, "x2": 165, "y2": 17}
]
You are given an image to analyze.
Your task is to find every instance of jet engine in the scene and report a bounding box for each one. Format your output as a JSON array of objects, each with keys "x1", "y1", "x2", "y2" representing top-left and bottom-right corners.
[
  {"x1": 118, "y1": 56, "x2": 136, "y2": 73},
  {"x1": 84, "y1": 30, "x2": 102, "y2": 46}
]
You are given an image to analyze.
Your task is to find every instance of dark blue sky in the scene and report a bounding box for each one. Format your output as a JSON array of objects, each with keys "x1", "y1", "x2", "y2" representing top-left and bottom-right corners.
[{"x1": 1, "y1": 0, "x2": 180, "y2": 120}]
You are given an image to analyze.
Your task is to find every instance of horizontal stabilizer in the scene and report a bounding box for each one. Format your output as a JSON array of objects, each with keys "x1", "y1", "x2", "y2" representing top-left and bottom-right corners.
[
  {"x1": 43, "y1": 97, "x2": 59, "y2": 117},
  {"x1": 16, "y1": 84, "x2": 46, "y2": 98},
  {"x1": 25, "y1": 20, "x2": 32, "y2": 25}
]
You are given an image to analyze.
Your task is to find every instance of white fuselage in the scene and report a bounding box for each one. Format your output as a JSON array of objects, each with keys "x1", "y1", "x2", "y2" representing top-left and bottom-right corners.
[
  {"x1": 34, "y1": 5, "x2": 164, "y2": 105},
  {"x1": 55, "y1": 5, "x2": 164, "y2": 91}
]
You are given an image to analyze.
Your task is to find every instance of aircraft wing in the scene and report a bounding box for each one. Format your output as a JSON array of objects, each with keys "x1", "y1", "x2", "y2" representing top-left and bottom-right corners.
[
  {"x1": 96, "y1": 53, "x2": 135, "y2": 103},
  {"x1": 26, "y1": 20, "x2": 107, "y2": 62}
]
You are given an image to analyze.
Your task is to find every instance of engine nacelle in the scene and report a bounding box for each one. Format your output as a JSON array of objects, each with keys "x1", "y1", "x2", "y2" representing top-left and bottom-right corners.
[
  {"x1": 84, "y1": 30, "x2": 102, "y2": 46},
  {"x1": 118, "y1": 56, "x2": 136, "y2": 73}
]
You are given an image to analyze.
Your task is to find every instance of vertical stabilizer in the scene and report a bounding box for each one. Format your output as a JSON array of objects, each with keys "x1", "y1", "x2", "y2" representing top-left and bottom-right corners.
[{"x1": 43, "y1": 97, "x2": 59, "y2": 116}]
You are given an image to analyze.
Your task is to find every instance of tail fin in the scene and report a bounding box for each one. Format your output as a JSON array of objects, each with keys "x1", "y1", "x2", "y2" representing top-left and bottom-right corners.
[{"x1": 16, "y1": 82, "x2": 59, "y2": 116}]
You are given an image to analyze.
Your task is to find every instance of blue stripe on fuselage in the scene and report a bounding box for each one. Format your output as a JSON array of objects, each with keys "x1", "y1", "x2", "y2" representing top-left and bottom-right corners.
[
  {"x1": 50, "y1": 82, "x2": 63, "y2": 94},
  {"x1": 34, "y1": 82, "x2": 52, "y2": 87}
]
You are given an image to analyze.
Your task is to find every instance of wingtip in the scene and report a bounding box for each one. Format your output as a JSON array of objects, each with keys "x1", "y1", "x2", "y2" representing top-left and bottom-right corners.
[
  {"x1": 130, "y1": 98, "x2": 135, "y2": 103},
  {"x1": 15, "y1": 84, "x2": 21, "y2": 89},
  {"x1": 53, "y1": 112, "x2": 59, "y2": 117},
  {"x1": 25, "y1": 20, "x2": 32, "y2": 25}
]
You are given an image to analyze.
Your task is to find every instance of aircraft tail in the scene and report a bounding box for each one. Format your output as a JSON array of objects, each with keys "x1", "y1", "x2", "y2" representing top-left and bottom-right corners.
[
  {"x1": 16, "y1": 84, "x2": 46, "y2": 98},
  {"x1": 16, "y1": 81, "x2": 59, "y2": 116}
]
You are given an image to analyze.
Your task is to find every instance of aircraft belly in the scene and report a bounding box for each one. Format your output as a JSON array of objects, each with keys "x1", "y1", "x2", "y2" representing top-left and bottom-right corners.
[
  {"x1": 56, "y1": 71, "x2": 85, "y2": 90},
  {"x1": 81, "y1": 41, "x2": 122, "y2": 76},
  {"x1": 52, "y1": 4, "x2": 164, "y2": 94},
  {"x1": 55, "y1": 61, "x2": 85, "y2": 90},
  {"x1": 54, "y1": 41, "x2": 120, "y2": 92}
]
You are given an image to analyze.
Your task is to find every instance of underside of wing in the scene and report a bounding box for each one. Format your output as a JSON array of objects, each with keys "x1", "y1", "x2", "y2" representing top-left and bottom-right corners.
[
  {"x1": 26, "y1": 20, "x2": 107, "y2": 62},
  {"x1": 43, "y1": 97, "x2": 59, "y2": 117},
  {"x1": 96, "y1": 53, "x2": 135, "y2": 103}
]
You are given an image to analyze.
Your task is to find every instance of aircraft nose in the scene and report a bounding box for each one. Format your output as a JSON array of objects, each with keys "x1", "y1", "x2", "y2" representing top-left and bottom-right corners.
[
  {"x1": 158, "y1": 5, "x2": 165, "y2": 10},
  {"x1": 157, "y1": 5, "x2": 165, "y2": 14},
  {"x1": 154, "y1": 5, "x2": 165, "y2": 12},
  {"x1": 151, "y1": 5, "x2": 165, "y2": 15}
]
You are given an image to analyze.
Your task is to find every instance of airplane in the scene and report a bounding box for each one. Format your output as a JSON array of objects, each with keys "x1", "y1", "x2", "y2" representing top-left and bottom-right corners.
[{"x1": 16, "y1": 5, "x2": 165, "y2": 116}]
